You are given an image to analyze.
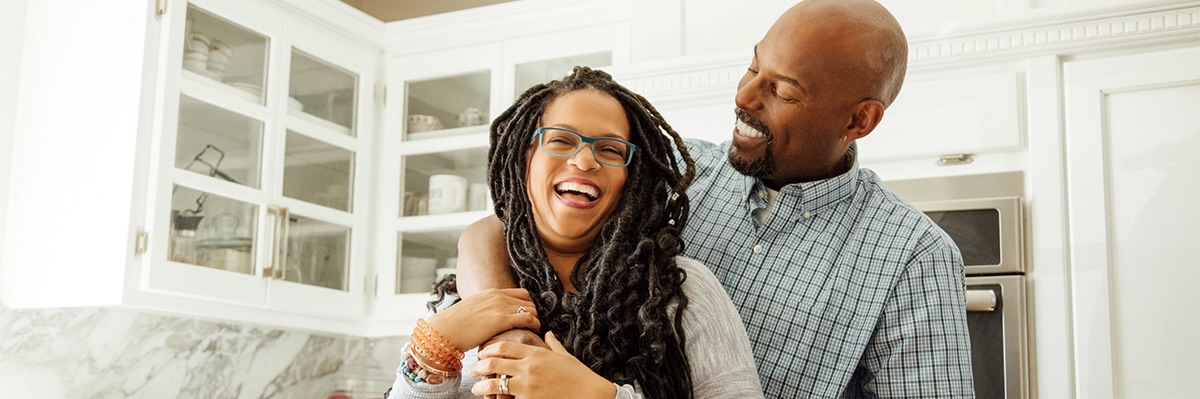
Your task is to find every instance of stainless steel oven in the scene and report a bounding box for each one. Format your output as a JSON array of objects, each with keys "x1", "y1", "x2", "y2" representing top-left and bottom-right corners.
[{"x1": 887, "y1": 172, "x2": 1030, "y2": 399}]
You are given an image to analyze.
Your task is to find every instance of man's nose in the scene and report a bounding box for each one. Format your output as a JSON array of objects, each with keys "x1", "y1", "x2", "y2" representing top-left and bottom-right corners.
[{"x1": 735, "y1": 73, "x2": 764, "y2": 110}]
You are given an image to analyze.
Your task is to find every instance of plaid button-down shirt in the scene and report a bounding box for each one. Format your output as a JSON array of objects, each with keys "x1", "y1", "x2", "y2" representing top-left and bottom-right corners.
[{"x1": 680, "y1": 139, "x2": 975, "y2": 398}]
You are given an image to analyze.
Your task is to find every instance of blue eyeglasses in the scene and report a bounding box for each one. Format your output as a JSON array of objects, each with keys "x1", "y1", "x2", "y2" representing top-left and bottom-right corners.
[{"x1": 530, "y1": 127, "x2": 637, "y2": 168}]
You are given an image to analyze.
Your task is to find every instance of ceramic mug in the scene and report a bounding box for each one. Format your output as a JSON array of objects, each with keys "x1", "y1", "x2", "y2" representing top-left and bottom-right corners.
[
  {"x1": 457, "y1": 107, "x2": 484, "y2": 127},
  {"x1": 427, "y1": 174, "x2": 468, "y2": 214},
  {"x1": 467, "y1": 183, "x2": 488, "y2": 211}
]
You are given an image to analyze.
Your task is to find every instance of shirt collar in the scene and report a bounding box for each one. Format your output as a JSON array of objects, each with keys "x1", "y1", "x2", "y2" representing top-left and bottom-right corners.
[{"x1": 739, "y1": 143, "x2": 860, "y2": 220}]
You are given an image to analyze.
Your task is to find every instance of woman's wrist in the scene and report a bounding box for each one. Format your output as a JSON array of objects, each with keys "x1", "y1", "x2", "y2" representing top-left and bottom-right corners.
[{"x1": 589, "y1": 375, "x2": 617, "y2": 399}]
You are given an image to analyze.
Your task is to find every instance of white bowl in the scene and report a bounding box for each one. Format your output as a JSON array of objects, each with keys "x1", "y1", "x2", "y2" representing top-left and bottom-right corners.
[
  {"x1": 288, "y1": 97, "x2": 304, "y2": 112},
  {"x1": 183, "y1": 59, "x2": 208, "y2": 72},
  {"x1": 184, "y1": 51, "x2": 208, "y2": 61},
  {"x1": 407, "y1": 114, "x2": 443, "y2": 133},
  {"x1": 210, "y1": 40, "x2": 234, "y2": 57},
  {"x1": 207, "y1": 50, "x2": 229, "y2": 65}
]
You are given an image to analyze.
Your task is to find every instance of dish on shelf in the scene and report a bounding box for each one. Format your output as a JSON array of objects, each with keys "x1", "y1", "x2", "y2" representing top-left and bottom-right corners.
[
  {"x1": 197, "y1": 237, "x2": 253, "y2": 248},
  {"x1": 229, "y1": 82, "x2": 261, "y2": 94},
  {"x1": 289, "y1": 97, "x2": 304, "y2": 112},
  {"x1": 407, "y1": 114, "x2": 443, "y2": 133}
]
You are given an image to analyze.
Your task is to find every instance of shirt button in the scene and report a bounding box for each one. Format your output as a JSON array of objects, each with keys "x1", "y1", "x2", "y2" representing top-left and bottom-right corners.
[
  {"x1": 803, "y1": 211, "x2": 812, "y2": 218},
  {"x1": 753, "y1": 244, "x2": 763, "y2": 253}
]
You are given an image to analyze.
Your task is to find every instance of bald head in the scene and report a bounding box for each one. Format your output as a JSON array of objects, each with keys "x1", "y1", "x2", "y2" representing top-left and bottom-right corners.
[{"x1": 775, "y1": 0, "x2": 908, "y2": 107}]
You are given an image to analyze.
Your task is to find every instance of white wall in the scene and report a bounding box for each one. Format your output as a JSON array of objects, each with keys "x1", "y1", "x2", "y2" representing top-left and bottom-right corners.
[{"x1": 0, "y1": 0, "x2": 28, "y2": 305}]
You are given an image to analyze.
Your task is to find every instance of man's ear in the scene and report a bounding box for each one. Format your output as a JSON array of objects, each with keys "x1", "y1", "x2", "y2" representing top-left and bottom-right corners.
[{"x1": 845, "y1": 100, "x2": 885, "y2": 141}]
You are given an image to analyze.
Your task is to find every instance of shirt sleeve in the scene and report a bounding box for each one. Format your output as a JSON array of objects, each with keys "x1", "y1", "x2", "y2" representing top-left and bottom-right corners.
[
  {"x1": 849, "y1": 235, "x2": 976, "y2": 398},
  {"x1": 675, "y1": 257, "x2": 767, "y2": 399},
  {"x1": 387, "y1": 347, "x2": 481, "y2": 399}
]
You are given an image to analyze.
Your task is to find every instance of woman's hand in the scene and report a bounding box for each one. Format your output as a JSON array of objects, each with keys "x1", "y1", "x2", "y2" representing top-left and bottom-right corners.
[
  {"x1": 424, "y1": 288, "x2": 540, "y2": 351},
  {"x1": 469, "y1": 332, "x2": 617, "y2": 399}
]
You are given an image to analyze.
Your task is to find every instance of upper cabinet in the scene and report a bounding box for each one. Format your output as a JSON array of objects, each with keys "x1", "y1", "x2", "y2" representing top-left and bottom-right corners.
[
  {"x1": 148, "y1": 0, "x2": 378, "y2": 327},
  {"x1": 370, "y1": 4, "x2": 632, "y2": 333},
  {"x1": 1, "y1": 0, "x2": 383, "y2": 335}
]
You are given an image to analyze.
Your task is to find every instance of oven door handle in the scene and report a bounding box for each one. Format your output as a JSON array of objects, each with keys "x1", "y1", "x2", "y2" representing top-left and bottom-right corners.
[{"x1": 966, "y1": 289, "x2": 997, "y2": 312}]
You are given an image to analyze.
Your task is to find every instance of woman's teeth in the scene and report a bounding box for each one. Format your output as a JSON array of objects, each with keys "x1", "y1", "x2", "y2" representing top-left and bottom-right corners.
[{"x1": 555, "y1": 182, "x2": 598, "y2": 201}]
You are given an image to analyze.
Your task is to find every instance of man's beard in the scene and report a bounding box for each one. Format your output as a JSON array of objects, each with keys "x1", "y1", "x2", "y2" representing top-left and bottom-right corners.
[{"x1": 727, "y1": 142, "x2": 775, "y2": 178}]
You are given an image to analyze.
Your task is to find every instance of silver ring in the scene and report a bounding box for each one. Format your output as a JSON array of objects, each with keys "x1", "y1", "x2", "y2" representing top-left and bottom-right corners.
[
  {"x1": 516, "y1": 306, "x2": 527, "y2": 314},
  {"x1": 499, "y1": 374, "x2": 510, "y2": 395}
]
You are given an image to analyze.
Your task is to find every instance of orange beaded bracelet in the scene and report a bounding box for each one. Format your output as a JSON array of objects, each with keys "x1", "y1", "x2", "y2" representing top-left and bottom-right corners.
[{"x1": 410, "y1": 318, "x2": 464, "y2": 371}]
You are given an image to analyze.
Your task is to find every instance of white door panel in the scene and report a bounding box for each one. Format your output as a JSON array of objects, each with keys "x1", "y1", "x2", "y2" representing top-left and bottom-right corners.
[{"x1": 1064, "y1": 46, "x2": 1200, "y2": 398}]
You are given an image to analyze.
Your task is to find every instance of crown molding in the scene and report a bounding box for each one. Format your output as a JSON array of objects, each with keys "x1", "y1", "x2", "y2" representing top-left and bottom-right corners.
[
  {"x1": 269, "y1": 0, "x2": 385, "y2": 51},
  {"x1": 611, "y1": 2, "x2": 1199, "y2": 109},
  {"x1": 907, "y1": 2, "x2": 1199, "y2": 70},
  {"x1": 384, "y1": 0, "x2": 633, "y2": 56}
]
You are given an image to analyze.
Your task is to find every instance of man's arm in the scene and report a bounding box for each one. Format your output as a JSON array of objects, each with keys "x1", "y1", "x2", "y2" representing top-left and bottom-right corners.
[
  {"x1": 856, "y1": 240, "x2": 975, "y2": 398},
  {"x1": 458, "y1": 215, "x2": 549, "y2": 364},
  {"x1": 456, "y1": 214, "x2": 519, "y2": 297}
]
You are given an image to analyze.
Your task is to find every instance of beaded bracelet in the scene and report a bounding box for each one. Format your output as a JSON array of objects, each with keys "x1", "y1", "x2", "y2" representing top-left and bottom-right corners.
[
  {"x1": 400, "y1": 343, "x2": 455, "y2": 385},
  {"x1": 409, "y1": 319, "x2": 464, "y2": 370},
  {"x1": 417, "y1": 319, "x2": 465, "y2": 361},
  {"x1": 410, "y1": 329, "x2": 463, "y2": 371}
]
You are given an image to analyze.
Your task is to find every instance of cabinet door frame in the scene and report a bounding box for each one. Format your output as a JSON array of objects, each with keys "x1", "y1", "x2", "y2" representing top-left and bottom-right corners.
[
  {"x1": 1062, "y1": 45, "x2": 1200, "y2": 398},
  {"x1": 144, "y1": 0, "x2": 376, "y2": 324}
]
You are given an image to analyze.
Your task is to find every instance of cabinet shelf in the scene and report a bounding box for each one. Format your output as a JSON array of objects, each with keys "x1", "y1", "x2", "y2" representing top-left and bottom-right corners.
[
  {"x1": 397, "y1": 129, "x2": 489, "y2": 155},
  {"x1": 396, "y1": 210, "x2": 492, "y2": 232}
]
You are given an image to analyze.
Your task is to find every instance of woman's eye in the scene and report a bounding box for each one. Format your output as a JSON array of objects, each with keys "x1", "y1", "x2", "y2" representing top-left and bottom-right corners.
[{"x1": 599, "y1": 146, "x2": 625, "y2": 157}]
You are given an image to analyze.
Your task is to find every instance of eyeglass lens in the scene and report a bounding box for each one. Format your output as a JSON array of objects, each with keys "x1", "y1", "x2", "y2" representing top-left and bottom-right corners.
[{"x1": 539, "y1": 128, "x2": 631, "y2": 166}]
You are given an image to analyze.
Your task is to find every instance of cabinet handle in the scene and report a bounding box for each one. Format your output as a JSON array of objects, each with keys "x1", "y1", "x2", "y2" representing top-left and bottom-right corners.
[
  {"x1": 266, "y1": 206, "x2": 283, "y2": 278},
  {"x1": 277, "y1": 207, "x2": 290, "y2": 280},
  {"x1": 155, "y1": 0, "x2": 167, "y2": 17},
  {"x1": 937, "y1": 154, "x2": 974, "y2": 166}
]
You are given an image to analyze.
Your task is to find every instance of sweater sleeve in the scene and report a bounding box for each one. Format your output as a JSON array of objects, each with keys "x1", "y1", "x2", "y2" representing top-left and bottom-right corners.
[{"x1": 675, "y1": 257, "x2": 766, "y2": 398}]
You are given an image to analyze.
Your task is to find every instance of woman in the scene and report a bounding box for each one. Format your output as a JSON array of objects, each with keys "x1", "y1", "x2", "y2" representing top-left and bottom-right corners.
[{"x1": 388, "y1": 67, "x2": 762, "y2": 399}]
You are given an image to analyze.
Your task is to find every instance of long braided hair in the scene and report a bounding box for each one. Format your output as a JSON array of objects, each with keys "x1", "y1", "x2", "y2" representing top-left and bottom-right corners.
[{"x1": 490, "y1": 66, "x2": 697, "y2": 398}]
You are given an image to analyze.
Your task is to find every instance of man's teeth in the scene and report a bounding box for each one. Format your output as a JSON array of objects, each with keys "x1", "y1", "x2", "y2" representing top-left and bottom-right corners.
[
  {"x1": 555, "y1": 182, "x2": 598, "y2": 200},
  {"x1": 737, "y1": 119, "x2": 765, "y2": 138}
]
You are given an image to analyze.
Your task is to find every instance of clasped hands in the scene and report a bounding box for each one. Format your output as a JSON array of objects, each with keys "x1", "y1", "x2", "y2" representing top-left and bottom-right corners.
[{"x1": 424, "y1": 288, "x2": 616, "y2": 399}]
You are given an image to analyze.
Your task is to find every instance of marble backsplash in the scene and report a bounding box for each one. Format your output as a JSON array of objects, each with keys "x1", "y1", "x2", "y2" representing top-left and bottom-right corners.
[{"x1": 0, "y1": 306, "x2": 407, "y2": 398}]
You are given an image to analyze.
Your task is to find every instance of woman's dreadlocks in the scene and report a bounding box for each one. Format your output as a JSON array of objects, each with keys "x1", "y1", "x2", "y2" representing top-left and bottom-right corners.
[{"x1": 488, "y1": 66, "x2": 698, "y2": 398}]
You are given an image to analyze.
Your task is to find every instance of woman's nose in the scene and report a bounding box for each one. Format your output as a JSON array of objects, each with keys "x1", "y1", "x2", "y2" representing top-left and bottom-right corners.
[{"x1": 568, "y1": 144, "x2": 601, "y2": 171}]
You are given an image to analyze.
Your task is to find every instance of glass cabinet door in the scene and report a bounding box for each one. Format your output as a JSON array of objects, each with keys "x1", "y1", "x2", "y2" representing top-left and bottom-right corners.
[
  {"x1": 175, "y1": 96, "x2": 264, "y2": 188},
  {"x1": 289, "y1": 49, "x2": 358, "y2": 135},
  {"x1": 400, "y1": 146, "x2": 489, "y2": 217},
  {"x1": 404, "y1": 71, "x2": 491, "y2": 140},
  {"x1": 513, "y1": 51, "x2": 611, "y2": 98},
  {"x1": 153, "y1": 0, "x2": 374, "y2": 314},
  {"x1": 397, "y1": 231, "x2": 459, "y2": 294},
  {"x1": 169, "y1": 186, "x2": 259, "y2": 275},
  {"x1": 183, "y1": 4, "x2": 269, "y2": 100}
]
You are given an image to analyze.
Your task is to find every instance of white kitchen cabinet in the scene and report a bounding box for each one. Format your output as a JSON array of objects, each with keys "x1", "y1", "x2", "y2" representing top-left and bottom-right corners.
[
  {"x1": 856, "y1": 68, "x2": 1026, "y2": 168},
  {"x1": 1056, "y1": 45, "x2": 1200, "y2": 398},
  {"x1": 147, "y1": 0, "x2": 378, "y2": 325},
  {"x1": 369, "y1": 6, "x2": 632, "y2": 333},
  {"x1": 2, "y1": 0, "x2": 382, "y2": 335}
]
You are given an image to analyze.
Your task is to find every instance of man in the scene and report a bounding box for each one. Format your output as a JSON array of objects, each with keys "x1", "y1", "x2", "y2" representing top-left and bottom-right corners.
[{"x1": 457, "y1": 0, "x2": 975, "y2": 397}]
